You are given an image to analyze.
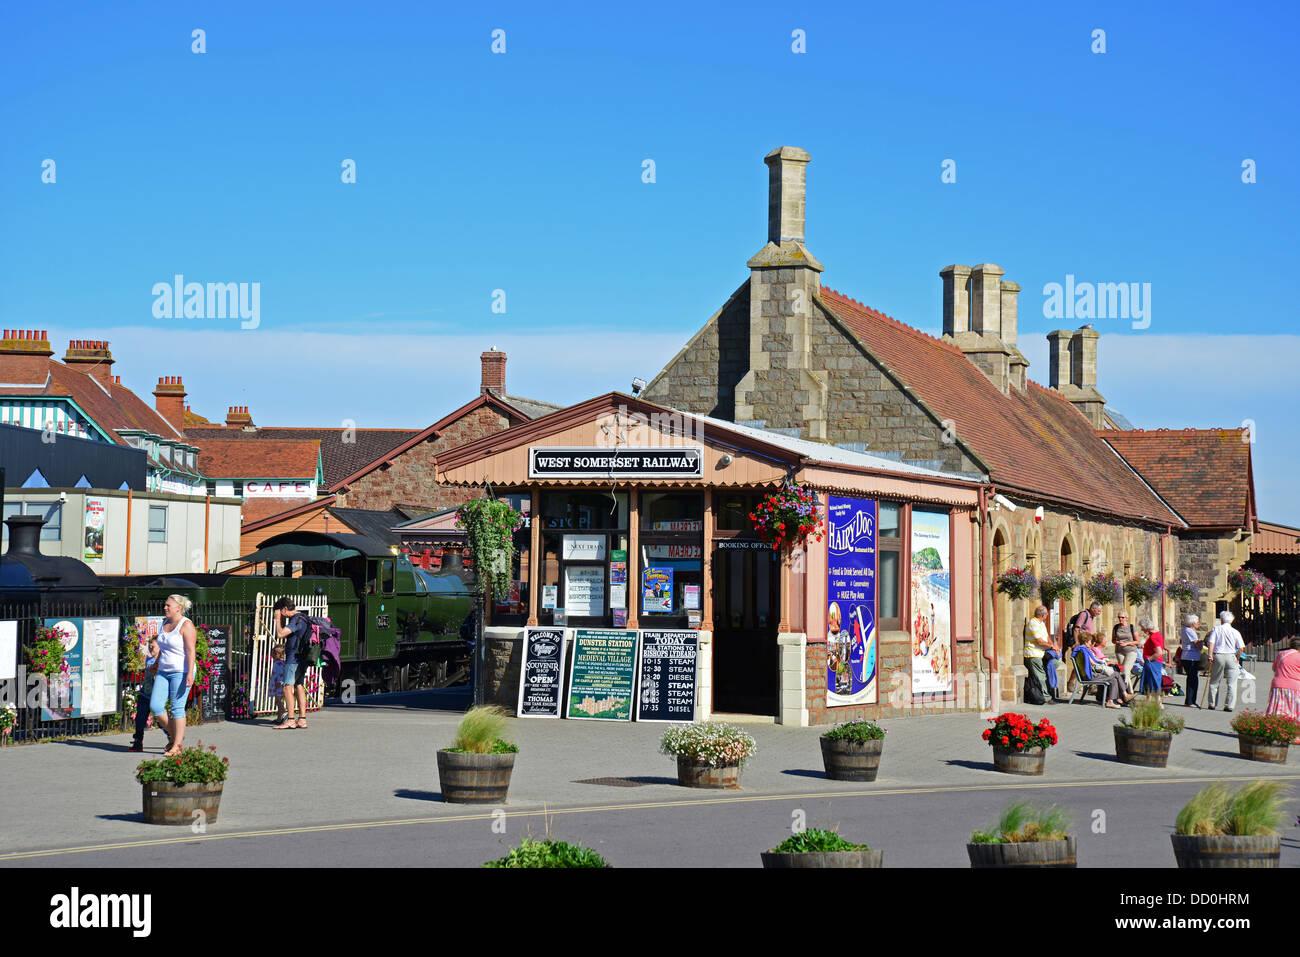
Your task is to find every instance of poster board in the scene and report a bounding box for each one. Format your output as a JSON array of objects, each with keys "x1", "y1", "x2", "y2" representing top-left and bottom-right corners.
[
  {"x1": 910, "y1": 510, "x2": 953, "y2": 696},
  {"x1": 201, "y1": 624, "x2": 231, "y2": 721},
  {"x1": 642, "y1": 567, "x2": 673, "y2": 614},
  {"x1": 826, "y1": 496, "x2": 878, "y2": 707},
  {"x1": 40, "y1": 617, "x2": 119, "y2": 719},
  {"x1": 564, "y1": 566, "x2": 605, "y2": 617},
  {"x1": 0, "y1": 620, "x2": 16, "y2": 681},
  {"x1": 565, "y1": 628, "x2": 638, "y2": 721},
  {"x1": 636, "y1": 629, "x2": 698, "y2": 722},
  {"x1": 517, "y1": 626, "x2": 566, "y2": 718}
]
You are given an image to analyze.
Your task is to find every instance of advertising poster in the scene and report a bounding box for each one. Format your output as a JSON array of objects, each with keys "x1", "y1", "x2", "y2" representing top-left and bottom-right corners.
[
  {"x1": 517, "y1": 626, "x2": 566, "y2": 718},
  {"x1": 609, "y1": 550, "x2": 627, "y2": 585},
  {"x1": 910, "y1": 510, "x2": 953, "y2": 695},
  {"x1": 83, "y1": 496, "x2": 106, "y2": 564},
  {"x1": 642, "y1": 567, "x2": 673, "y2": 614},
  {"x1": 79, "y1": 618, "x2": 121, "y2": 718},
  {"x1": 565, "y1": 628, "x2": 638, "y2": 720},
  {"x1": 40, "y1": 618, "x2": 83, "y2": 720},
  {"x1": 636, "y1": 629, "x2": 698, "y2": 722},
  {"x1": 826, "y1": 496, "x2": 878, "y2": 706},
  {"x1": 564, "y1": 566, "x2": 605, "y2": 617},
  {"x1": 541, "y1": 585, "x2": 558, "y2": 610}
]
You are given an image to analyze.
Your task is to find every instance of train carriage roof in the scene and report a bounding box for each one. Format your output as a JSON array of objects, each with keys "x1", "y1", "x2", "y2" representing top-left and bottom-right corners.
[{"x1": 240, "y1": 530, "x2": 395, "y2": 564}]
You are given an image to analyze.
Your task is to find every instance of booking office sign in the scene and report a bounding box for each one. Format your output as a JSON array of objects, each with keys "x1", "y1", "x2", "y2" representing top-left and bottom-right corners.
[{"x1": 826, "y1": 496, "x2": 877, "y2": 706}]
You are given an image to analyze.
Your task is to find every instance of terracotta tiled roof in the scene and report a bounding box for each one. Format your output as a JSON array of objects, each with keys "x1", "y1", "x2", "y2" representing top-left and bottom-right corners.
[
  {"x1": 1100, "y1": 429, "x2": 1255, "y2": 529},
  {"x1": 818, "y1": 287, "x2": 1185, "y2": 527},
  {"x1": 185, "y1": 426, "x2": 418, "y2": 487},
  {"x1": 198, "y1": 437, "x2": 321, "y2": 480},
  {"x1": 2, "y1": 360, "x2": 182, "y2": 444}
]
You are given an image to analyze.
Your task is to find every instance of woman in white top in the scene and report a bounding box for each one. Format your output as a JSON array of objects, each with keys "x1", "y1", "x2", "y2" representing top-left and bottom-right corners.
[{"x1": 149, "y1": 594, "x2": 198, "y2": 756}]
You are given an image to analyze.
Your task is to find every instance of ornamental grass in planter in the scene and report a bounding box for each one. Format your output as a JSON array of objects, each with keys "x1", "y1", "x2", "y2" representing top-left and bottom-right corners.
[
  {"x1": 660, "y1": 722, "x2": 756, "y2": 789},
  {"x1": 982, "y1": 713, "x2": 1057, "y2": 775},
  {"x1": 437, "y1": 706, "x2": 519, "y2": 804},
  {"x1": 968, "y1": 801, "x2": 1076, "y2": 868},
  {"x1": 820, "y1": 719, "x2": 886, "y2": 781},
  {"x1": 484, "y1": 838, "x2": 610, "y2": 868},
  {"x1": 135, "y1": 742, "x2": 229, "y2": 825},
  {"x1": 1115, "y1": 695, "x2": 1184, "y2": 768},
  {"x1": 1171, "y1": 781, "x2": 1289, "y2": 868},
  {"x1": 762, "y1": 827, "x2": 881, "y2": 869},
  {"x1": 1230, "y1": 711, "x2": 1300, "y2": 763}
]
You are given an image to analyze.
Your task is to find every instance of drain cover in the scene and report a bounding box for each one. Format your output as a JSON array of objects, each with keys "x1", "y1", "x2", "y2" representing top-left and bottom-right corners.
[{"x1": 573, "y1": 776, "x2": 653, "y2": 788}]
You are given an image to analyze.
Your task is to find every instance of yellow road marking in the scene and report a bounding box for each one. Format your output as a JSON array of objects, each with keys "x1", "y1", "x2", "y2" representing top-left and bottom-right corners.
[{"x1": 2, "y1": 773, "x2": 1296, "y2": 862}]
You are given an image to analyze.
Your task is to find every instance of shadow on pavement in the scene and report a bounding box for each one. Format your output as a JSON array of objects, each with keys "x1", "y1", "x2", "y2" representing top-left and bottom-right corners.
[
  {"x1": 1072, "y1": 750, "x2": 1118, "y2": 763},
  {"x1": 780, "y1": 769, "x2": 830, "y2": 779},
  {"x1": 96, "y1": 812, "x2": 143, "y2": 823},
  {"x1": 61, "y1": 739, "x2": 139, "y2": 753},
  {"x1": 394, "y1": 788, "x2": 442, "y2": 802},
  {"x1": 1193, "y1": 749, "x2": 1253, "y2": 761},
  {"x1": 944, "y1": 759, "x2": 996, "y2": 772}
]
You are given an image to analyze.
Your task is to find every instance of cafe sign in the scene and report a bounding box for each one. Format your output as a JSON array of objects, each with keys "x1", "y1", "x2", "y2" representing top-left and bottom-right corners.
[{"x1": 529, "y1": 447, "x2": 703, "y2": 480}]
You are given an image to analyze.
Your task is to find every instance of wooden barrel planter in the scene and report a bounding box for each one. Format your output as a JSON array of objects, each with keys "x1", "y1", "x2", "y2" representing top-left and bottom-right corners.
[
  {"x1": 967, "y1": 836, "x2": 1076, "y2": 868},
  {"x1": 1237, "y1": 735, "x2": 1289, "y2": 764},
  {"x1": 820, "y1": 737, "x2": 884, "y2": 782},
  {"x1": 436, "y1": 751, "x2": 516, "y2": 804},
  {"x1": 992, "y1": 746, "x2": 1045, "y2": 776},
  {"x1": 1171, "y1": 835, "x2": 1281, "y2": 868},
  {"x1": 142, "y1": 781, "x2": 224, "y2": 825},
  {"x1": 1113, "y1": 726, "x2": 1173, "y2": 768},
  {"x1": 676, "y1": 756, "x2": 742, "y2": 789},
  {"x1": 761, "y1": 848, "x2": 883, "y2": 869}
]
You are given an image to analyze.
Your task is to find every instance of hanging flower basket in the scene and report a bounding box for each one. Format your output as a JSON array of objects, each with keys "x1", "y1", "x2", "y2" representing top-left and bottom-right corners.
[
  {"x1": 1228, "y1": 569, "x2": 1274, "y2": 600},
  {"x1": 995, "y1": 568, "x2": 1038, "y2": 601},
  {"x1": 1165, "y1": 578, "x2": 1199, "y2": 604},
  {"x1": 1040, "y1": 572, "x2": 1080, "y2": 605},
  {"x1": 456, "y1": 498, "x2": 524, "y2": 599},
  {"x1": 748, "y1": 483, "x2": 823, "y2": 551},
  {"x1": 1125, "y1": 574, "x2": 1164, "y2": 606},
  {"x1": 1084, "y1": 572, "x2": 1123, "y2": 605}
]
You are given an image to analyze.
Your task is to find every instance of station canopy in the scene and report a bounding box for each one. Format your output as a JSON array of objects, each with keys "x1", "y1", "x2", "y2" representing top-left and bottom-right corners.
[{"x1": 238, "y1": 531, "x2": 393, "y2": 565}]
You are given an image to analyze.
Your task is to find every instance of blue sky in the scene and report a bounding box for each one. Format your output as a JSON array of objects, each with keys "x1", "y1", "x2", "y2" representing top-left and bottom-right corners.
[{"x1": 2, "y1": 1, "x2": 1297, "y2": 521}]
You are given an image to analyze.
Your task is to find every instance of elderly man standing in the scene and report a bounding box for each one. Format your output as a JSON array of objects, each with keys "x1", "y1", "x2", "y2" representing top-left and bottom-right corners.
[
  {"x1": 1023, "y1": 605, "x2": 1055, "y2": 705},
  {"x1": 1206, "y1": 610, "x2": 1245, "y2": 712}
]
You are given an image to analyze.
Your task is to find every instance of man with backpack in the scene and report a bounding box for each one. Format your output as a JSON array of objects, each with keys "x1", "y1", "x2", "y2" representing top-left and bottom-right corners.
[
  {"x1": 1062, "y1": 602, "x2": 1103, "y2": 694},
  {"x1": 272, "y1": 597, "x2": 312, "y2": 730}
]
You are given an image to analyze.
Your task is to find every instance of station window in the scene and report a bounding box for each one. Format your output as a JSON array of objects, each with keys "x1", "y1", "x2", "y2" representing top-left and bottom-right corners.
[
  {"x1": 28, "y1": 501, "x2": 63, "y2": 543},
  {"x1": 539, "y1": 492, "x2": 628, "y2": 628},
  {"x1": 877, "y1": 502, "x2": 902, "y2": 629},
  {"x1": 148, "y1": 506, "x2": 168, "y2": 543},
  {"x1": 639, "y1": 492, "x2": 703, "y2": 627}
]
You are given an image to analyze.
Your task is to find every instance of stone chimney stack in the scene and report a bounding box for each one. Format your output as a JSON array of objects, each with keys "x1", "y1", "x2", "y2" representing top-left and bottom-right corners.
[
  {"x1": 480, "y1": 349, "x2": 506, "y2": 395},
  {"x1": 940, "y1": 265, "x2": 972, "y2": 336},
  {"x1": 940, "y1": 265, "x2": 1026, "y2": 395},
  {"x1": 64, "y1": 339, "x2": 115, "y2": 385},
  {"x1": 766, "y1": 147, "x2": 810, "y2": 244},
  {"x1": 0, "y1": 329, "x2": 54, "y2": 381},
  {"x1": 969, "y1": 264, "x2": 1004, "y2": 338},
  {"x1": 735, "y1": 146, "x2": 828, "y2": 440},
  {"x1": 1046, "y1": 326, "x2": 1106, "y2": 427},
  {"x1": 153, "y1": 376, "x2": 187, "y2": 434},
  {"x1": 225, "y1": 405, "x2": 254, "y2": 429}
]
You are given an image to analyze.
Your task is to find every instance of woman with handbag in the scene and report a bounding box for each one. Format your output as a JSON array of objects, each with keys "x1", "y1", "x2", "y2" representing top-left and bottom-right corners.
[{"x1": 1176, "y1": 614, "x2": 1204, "y2": 707}]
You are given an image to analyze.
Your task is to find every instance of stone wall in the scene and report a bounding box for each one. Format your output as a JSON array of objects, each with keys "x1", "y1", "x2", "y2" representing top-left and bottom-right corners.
[
  {"x1": 341, "y1": 407, "x2": 512, "y2": 511},
  {"x1": 804, "y1": 631, "x2": 983, "y2": 725},
  {"x1": 642, "y1": 286, "x2": 749, "y2": 420},
  {"x1": 484, "y1": 630, "x2": 524, "y2": 713}
]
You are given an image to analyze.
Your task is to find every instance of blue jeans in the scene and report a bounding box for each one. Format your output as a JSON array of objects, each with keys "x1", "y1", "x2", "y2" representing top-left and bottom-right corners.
[{"x1": 150, "y1": 671, "x2": 189, "y2": 719}]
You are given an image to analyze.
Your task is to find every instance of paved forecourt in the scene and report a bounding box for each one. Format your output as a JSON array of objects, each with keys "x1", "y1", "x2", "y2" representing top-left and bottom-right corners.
[{"x1": 0, "y1": 691, "x2": 1295, "y2": 860}]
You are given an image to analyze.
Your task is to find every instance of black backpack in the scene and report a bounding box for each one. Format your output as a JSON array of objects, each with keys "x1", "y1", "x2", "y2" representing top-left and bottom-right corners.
[{"x1": 1063, "y1": 611, "x2": 1088, "y2": 652}]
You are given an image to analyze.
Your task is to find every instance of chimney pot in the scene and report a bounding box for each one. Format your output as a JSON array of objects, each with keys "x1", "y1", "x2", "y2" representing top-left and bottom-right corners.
[
  {"x1": 480, "y1": 350, "x2": 507, "y2": 395},
  {"x1": 969, "y1": 264, "x2": 1005, "y2": 338},
  {"x1": 940, "y1": 264, "x2": 972, "y2": 336}
]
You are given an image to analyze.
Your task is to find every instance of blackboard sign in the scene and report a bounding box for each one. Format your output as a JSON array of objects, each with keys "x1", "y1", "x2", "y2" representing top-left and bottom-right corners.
[
  {"x1": 517, "y1": 627, "x2": 566, "y2": 718},
  {"x1": 636, "y1": 630, "x2": 699, "y2": 723},
  {"x1": 201, "y1": 624, "x2": 231, "y2": 722},
  {"x1": 565, "y1": 628, "x2": 638, "y2": 721}
]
